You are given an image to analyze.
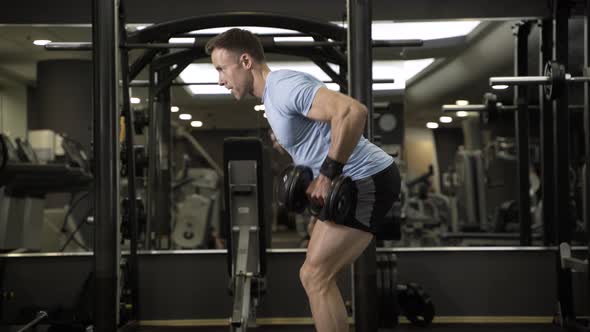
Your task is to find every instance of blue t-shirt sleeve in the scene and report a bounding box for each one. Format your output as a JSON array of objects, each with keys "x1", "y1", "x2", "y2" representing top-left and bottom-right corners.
[{"x1": 269, "y1": 71, "x2": 323, "y2": 117}]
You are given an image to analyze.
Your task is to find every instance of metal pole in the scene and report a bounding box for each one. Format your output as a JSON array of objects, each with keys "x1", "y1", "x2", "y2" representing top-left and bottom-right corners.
[
  {"x1": 146, "y1": 64, "x2": 173, "y2": 250},
  {"x1": 553, "y1": 0, "x2": 575, "y2": 325},
  {"x1": 513, "y1": 22, "x2": 532, "y2": 246},
  {"x1": 348, "y1": 0, "x2": 377, "y2": 331},
  {"x1": 145, "y1": 68, "x2": 156, "y2": 249},
  {"x1": 92, "y1": 0, "x2": 120, "y2": 329},
  {"x1": 539, "y1": 19, "x2": 555, "y2": 246},
  {"x1": 157, "y1": 68, "x2": 173, "y2": 249},
  {"x1": 119, "y1": 0, "x2": 139, "y2": 321},
  {"x1": 584, "y1": 0, "x2": 590, "y2": 319}
]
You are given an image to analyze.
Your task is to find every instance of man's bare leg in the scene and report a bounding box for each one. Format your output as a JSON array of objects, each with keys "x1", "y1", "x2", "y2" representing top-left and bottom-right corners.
[{"x1": 300, "y1": 220, "x2": 373, "y2": 332}]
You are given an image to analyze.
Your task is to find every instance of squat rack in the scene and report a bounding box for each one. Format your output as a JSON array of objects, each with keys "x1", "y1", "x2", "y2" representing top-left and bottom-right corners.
[
  {"x1": 78, "y1": 1, "x2": 425, "y2": 331},
  {"x1": 485, "y1": 0, "x2": 590, "y2": 330}
]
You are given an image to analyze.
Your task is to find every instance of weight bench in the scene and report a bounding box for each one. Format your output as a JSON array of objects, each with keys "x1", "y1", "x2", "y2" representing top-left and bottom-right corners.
[{"x1": 223, "y1": 138, "x2": 270, "y2": 331}]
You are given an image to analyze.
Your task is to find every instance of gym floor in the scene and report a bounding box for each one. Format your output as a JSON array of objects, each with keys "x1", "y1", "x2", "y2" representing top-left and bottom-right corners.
[{"x1": 125, "y1": 324, "x2": 562, "y2": 332}]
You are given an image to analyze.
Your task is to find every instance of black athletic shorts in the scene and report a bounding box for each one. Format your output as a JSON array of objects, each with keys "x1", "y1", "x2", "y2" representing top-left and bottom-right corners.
[{"x1": 339, "y1": 162, "x2": 401, "y2": 235}]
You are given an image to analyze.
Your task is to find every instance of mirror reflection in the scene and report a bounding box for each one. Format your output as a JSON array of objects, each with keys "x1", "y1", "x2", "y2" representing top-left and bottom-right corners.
[{"x1": 0, "y1": 18, "x2": 586, "y2": 253}]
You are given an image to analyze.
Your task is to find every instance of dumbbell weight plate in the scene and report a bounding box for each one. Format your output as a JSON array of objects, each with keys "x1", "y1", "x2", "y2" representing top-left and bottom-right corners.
[
  {"x1": 276, "y1": 165, "x2": 294, "y2": 209},
  {"x1": 279, "y1": 165, "x2": 313, "y2": 214},
  {"x1": 327, "y1": 176, "x2": 355, "y2": 223},
  {"x1": 480, "y1": 92, "x2": 498, "y2": 125},
  {"x1": 544, "y1": 61, "x2": 566, "y2": 100},
  {"x1": 398, "y1": 283, "x2": 435, "y2": 327}
]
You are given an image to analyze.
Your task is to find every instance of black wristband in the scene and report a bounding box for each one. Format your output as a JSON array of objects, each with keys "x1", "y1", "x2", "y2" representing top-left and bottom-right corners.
[{"x1": 320, "y1": 156, "x2": 344, "y2": 180}]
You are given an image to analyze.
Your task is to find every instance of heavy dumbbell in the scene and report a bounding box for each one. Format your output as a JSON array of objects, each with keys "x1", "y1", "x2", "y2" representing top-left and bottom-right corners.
[
  {"x1": 276, "y1": 164, "x2": 356, "y2": 223},
  {"x1": 397, "y1": 283, "x2": 435, "y2": 327},
  {"x1": 277, "y1": 165, "x2": 312, "y2": 214}
]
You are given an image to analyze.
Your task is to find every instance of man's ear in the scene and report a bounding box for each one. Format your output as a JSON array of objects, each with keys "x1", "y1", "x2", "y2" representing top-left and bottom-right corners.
[{"x1": 240, "y1": 54, "x2": 252, "y2": 69}]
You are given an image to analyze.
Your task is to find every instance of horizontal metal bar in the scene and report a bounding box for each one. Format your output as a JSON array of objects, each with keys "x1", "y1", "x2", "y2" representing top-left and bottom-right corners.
[
  {"x1": 126, "y1": 43, "x2": 197, "y2": 49},
  {"x1": 568, "y1": 76, "x2": 590, "y2": 82},
  {"x1": 371, "y1": 39, "x2": 423, "y2": 47},
  {"x1": 129, "y1": 78, "x2": 394, "y2": 87},
  {"x1": 128, "y1": 40, "x2": 423, "y2": 48},
  {"x1": 490, "y1": 76, "x2": 552, "y2": 86},
  {"x1": 490, "y1": 75, "x2": 590, "y2": 87},
  {"x1": 5, "y1": 246, "x2": 588, "y2": 258},
  {"x1": 442, "y1": 104, "x2": 517, "y2": 112},
  {"x1": 377, "y1": 246, "x2": 564, "y2": 252},
  {"x1": 46, "y1": 39, "x2": 424, "y2": 51},
  {"x1": 442, "y1": 104, "x2": 488, "y2": 112},
  {"x1": 136, "y1": 316, "x2": 558, "y2": 326},
  {"x1": 443, "y1": 104, "x2": 584, "y2": 113},
  {"x1": 45, "y1": 42, "x2": 92, "y2": 50}
]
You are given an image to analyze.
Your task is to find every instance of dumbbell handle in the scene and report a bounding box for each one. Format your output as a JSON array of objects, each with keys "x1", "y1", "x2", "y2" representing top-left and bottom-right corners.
[{"x1": 490, "y1": 74, "x2": 590, "y2": 86}]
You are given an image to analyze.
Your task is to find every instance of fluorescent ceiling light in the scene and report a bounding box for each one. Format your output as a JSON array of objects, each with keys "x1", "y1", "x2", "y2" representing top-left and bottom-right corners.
[
  {"x1": 191, "y1": 121, "x2": 203, "y2": 127},
  {"x1": 186, "y1": 21, "x2": 479, "y2": 41},
  {"x1": 179, "y1": 59, "x2": 434, "y2": 95},
  {"x1": 179, "y1": 113, "x2": 192, "y2": 120},
  {"x1": 373, "y1": 83, "x2": 397, "y2": 90},
  {"x1": 188, "y1": 26, "x2": 303, "y2": 35},
  {"x1": 426, "y1": 122, "x2": 439, "y2": 129},
  {"x1": 456, "y1": 111, "x2": 469, "y2": 117},
  {"x1": 169, "y1": 37, "x2": 195, "y2": 44},
  {"x1": 273, "y1": 36, "x2": 315, "y2": 42},
  {"x1": 187, "y1": 85, "x2": 230, "y2": 95},
  {"x1": 33, "y1": 39, "x2": 51, "y2": 46},
  {"x1": 455, "y1": 100, "x2": 469, "y2": 106},
  {"x1": 369, "y1": 21, "x2": 480, "y2": 40},
  {"x1": 130, "y1": 97, "x2": 141, "y2": 104},
  {"x1": 492, "y1": 85, "x2": 509, "y2": 90},
  {"x1": 171, "y1": 106, "x2": 179, "y2": 112},
  {"x1": 440, "y1": 116, "x2": 453, "y2": 123}
]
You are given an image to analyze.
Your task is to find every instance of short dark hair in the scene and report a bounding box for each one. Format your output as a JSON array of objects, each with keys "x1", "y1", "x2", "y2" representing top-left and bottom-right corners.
[{"x1": 205, "y1": 28, "x2": 265, "y2": 62}]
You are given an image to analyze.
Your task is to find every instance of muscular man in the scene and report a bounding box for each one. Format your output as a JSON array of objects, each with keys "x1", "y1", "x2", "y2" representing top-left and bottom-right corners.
[{"x1": 206, "y1": 28, "x2": 401, "y2": 332}]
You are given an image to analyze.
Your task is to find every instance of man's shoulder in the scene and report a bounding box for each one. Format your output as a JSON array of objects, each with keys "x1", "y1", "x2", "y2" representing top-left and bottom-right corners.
[
  {"x1": 268, "y1": 70, "x2": 321, "y2": 92},
  {"x1": 270, "y1": 69, "x2": 306, "y2": 82}
]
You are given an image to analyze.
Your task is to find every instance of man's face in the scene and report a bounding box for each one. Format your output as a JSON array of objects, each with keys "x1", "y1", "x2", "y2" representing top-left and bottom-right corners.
[{"x1": 211, "y1": 48, "x2": 252, "y2": 100}]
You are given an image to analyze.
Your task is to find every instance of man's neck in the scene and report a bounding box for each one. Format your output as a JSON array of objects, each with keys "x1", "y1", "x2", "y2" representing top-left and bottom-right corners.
[{"x1": 252, "y1": 64, "x2": 272, "y2": 99}]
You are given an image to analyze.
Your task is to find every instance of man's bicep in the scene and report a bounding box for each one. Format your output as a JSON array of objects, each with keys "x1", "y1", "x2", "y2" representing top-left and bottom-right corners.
[{"x1": 306, "y1": 87, "x2": 356, "y2": 122}]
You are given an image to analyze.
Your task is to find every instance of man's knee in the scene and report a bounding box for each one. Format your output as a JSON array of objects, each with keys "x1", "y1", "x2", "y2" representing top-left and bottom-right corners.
[{"x1": 299, "y1": 261, "x2": 331, "y2": 294}]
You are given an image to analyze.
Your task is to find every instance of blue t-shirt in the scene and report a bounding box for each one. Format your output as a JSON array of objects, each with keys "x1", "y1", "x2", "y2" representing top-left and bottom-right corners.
[{"x1": 262, "y1": 69, "x2": 393, "y2": 181}]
